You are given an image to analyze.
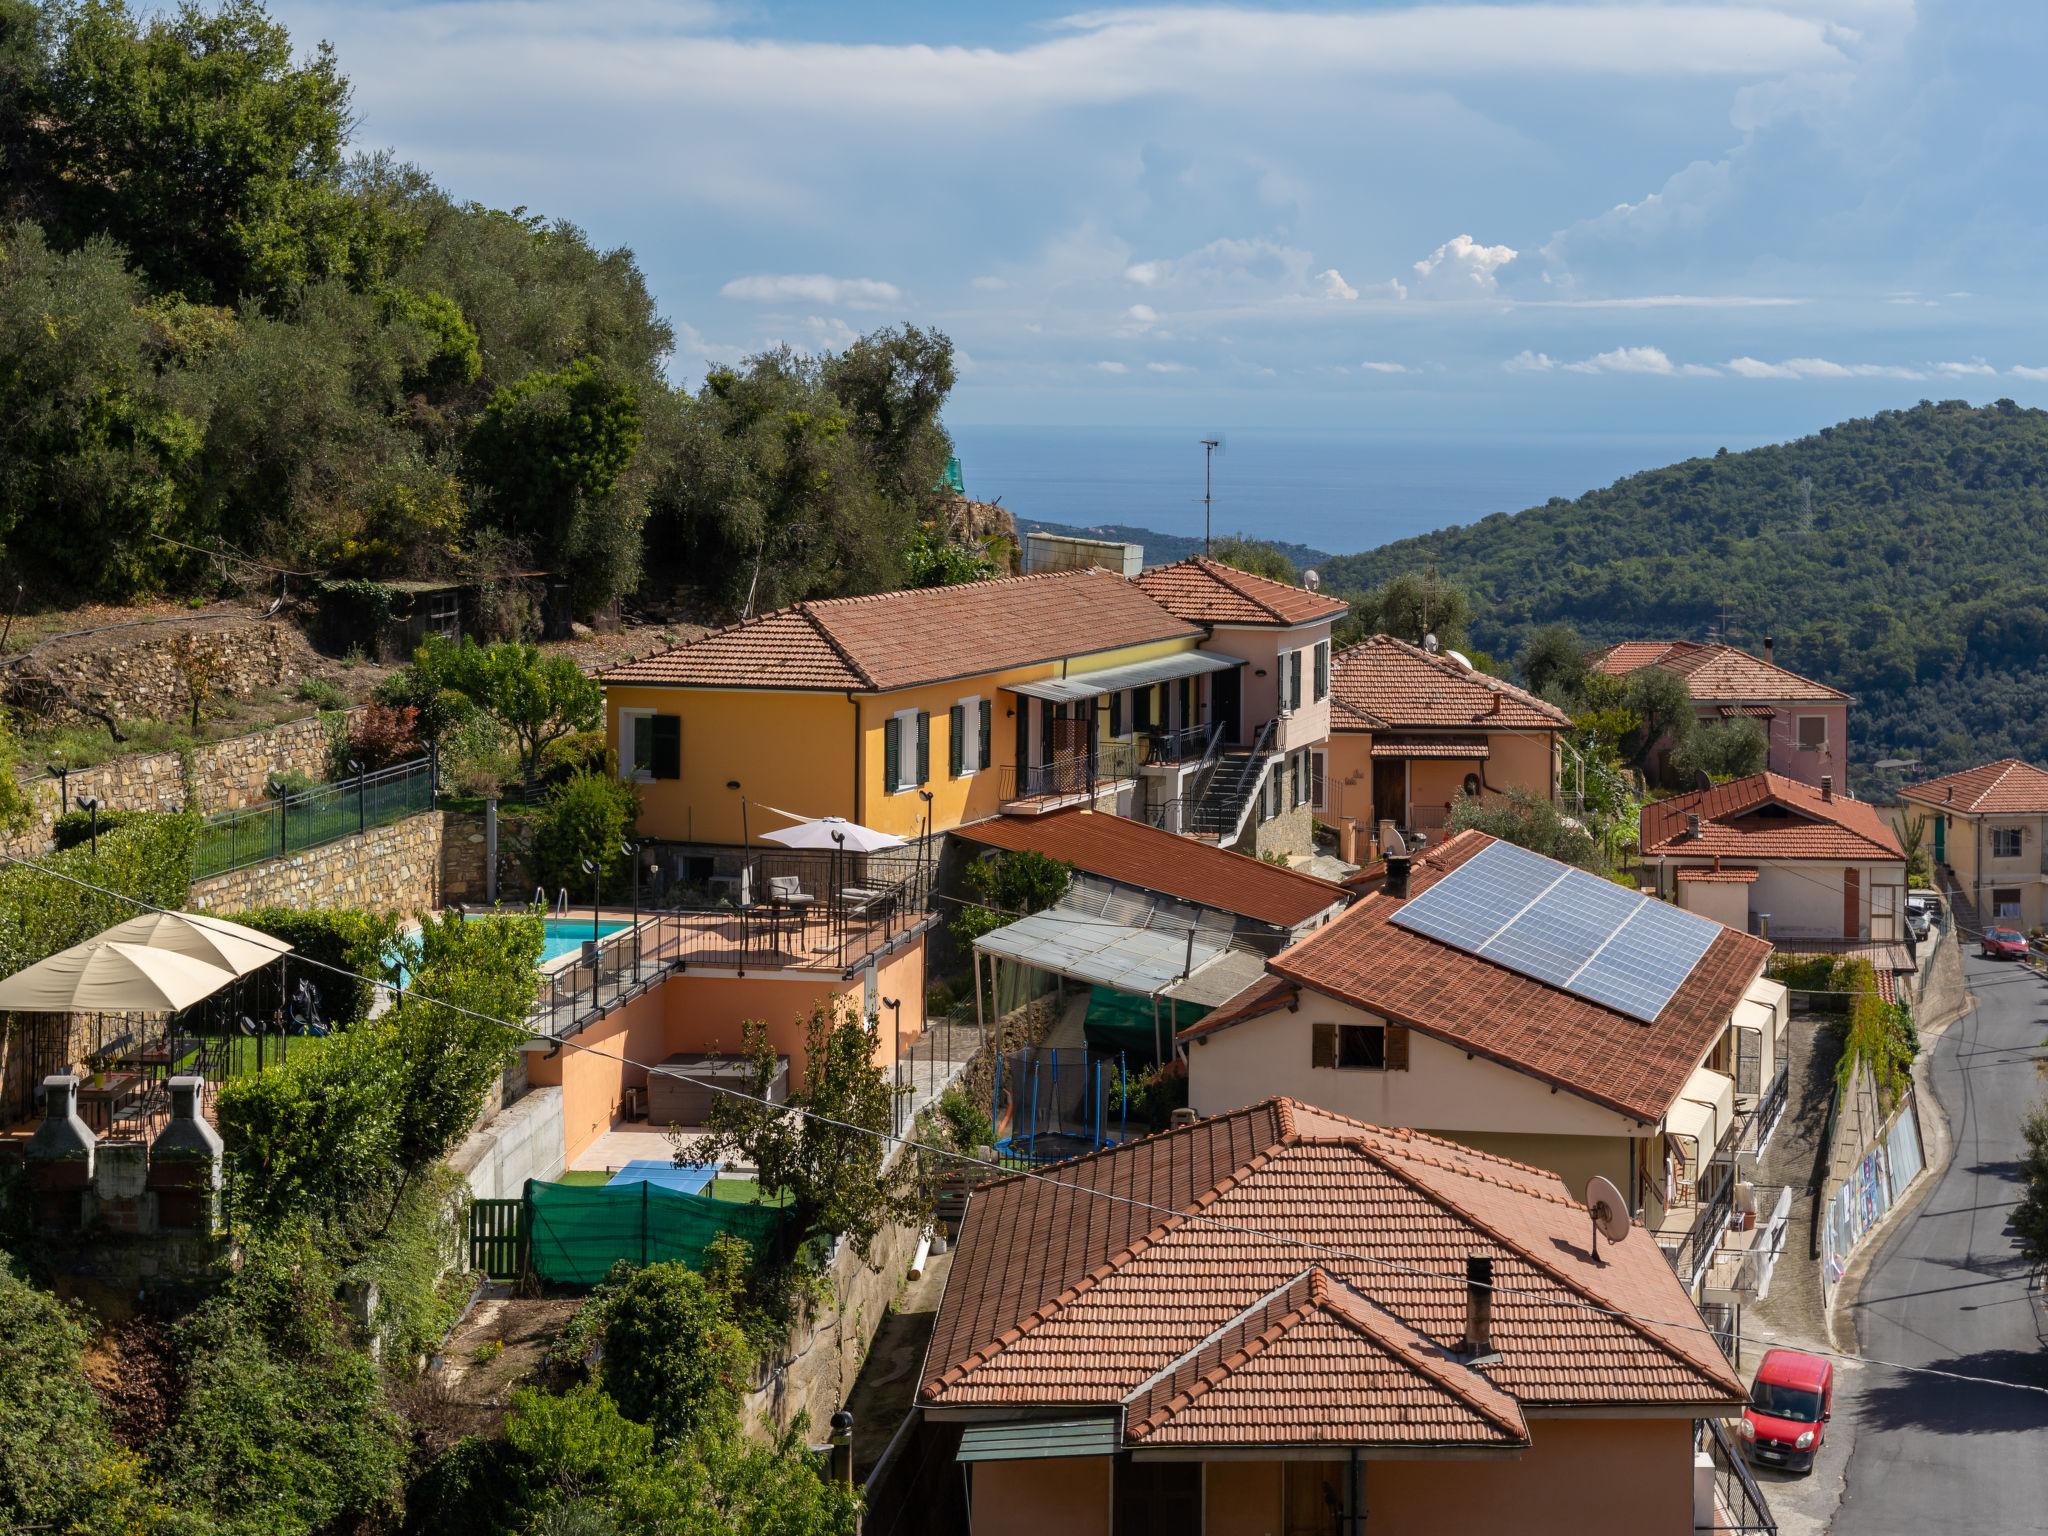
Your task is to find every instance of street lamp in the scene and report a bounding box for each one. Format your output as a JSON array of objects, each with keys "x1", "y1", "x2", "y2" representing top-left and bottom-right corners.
[
  {"x1": 882, "y1": 996, "x2": 903, "y2": 1134},
  {"x1": 581, "y1": 856, "x2": 602, "y2": 944},
  {"x1": 47, "y1": 759, "x2": 70, "y2": 815},
  {"x1": 76, "y1": 795, "x2": 102, "y2": 859},
  {"x1": 622, "y1": 838, "x2": 641, "y2": 980}
]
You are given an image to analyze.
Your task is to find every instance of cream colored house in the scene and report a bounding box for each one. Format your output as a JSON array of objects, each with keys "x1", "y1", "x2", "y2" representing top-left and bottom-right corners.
[
  {"x1": 1901, "y1": 758, "x2": 2048, "y2": 932},
  {"x1": 1182, "y1": 831, "x2": 1789, "y2": 1296}
]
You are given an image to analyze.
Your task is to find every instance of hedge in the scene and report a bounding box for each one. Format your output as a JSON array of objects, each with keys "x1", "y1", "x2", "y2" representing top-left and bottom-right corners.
[
  {"x1": 0, "y1": 812, "x2": 196, "y2": 977},
  {"x1": 232, "y1": 907, "x2": 403, "y2": 1030},
  {"x1": 50, "y1": 806, "x2": 152, "y2": 851}
]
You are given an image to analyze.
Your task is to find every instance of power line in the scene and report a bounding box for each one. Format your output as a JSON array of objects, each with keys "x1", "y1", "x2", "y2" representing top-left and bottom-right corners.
[{"x1": 6, "y1": 850, "x2": 2046, "y2": 1403}]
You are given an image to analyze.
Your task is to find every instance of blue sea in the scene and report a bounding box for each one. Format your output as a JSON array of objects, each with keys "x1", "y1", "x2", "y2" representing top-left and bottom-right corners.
[{"x1": 947, "y1": 426, "x2": 1762, "y2": 557}]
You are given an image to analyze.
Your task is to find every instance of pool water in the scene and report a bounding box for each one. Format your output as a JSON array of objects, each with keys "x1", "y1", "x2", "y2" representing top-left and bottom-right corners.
[{"x1": 537, "y1": 916, "x2": 629, "y2": 966}]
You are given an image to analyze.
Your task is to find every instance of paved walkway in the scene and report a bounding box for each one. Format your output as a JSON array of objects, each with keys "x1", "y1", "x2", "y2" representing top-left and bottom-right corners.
[{"x1": 1833, "y1": 947, "x2": 2048, "y2": 1535}]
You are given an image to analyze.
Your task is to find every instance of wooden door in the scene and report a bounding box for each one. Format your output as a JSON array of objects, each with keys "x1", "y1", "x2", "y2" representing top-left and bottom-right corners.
[
  {"x1": 1844, "y1": 867, "x2": 1860, "y2": 939},
  {"x1": 1372, "y1": 757, "x2": 1408, "y2": 832}
]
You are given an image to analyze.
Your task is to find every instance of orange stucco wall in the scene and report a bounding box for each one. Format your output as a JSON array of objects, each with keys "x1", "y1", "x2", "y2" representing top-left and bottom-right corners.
[
  {"x1": 971, "y1": 1457, "x2": 1109, "y2": 1536},
  {"x1": 1204, "y1": 1460, "x2": 1284, "y2": 1532},
  {"x1": 1322, "y1": 726, "x2": 1557, "y2": 843},
  {"x1": 529, "y1": 936, "x2": 930, "y2": 1166}
]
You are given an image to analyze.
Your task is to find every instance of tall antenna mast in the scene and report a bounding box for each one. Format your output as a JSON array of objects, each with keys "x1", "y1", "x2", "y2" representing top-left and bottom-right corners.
[{"x1": 1200, "y1": 438, "x2": 1220, "y2": 555}]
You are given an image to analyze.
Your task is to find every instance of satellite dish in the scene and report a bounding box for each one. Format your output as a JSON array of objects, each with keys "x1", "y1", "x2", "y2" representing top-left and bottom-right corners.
[
  {"x1": 1382, "y1": 827, "x2": 1408, "y2": 858},
  {"x1": 1303, "y1": 569, "x2": 1321, "y2": 593},
  {"x1": 1695, "y1": 769, "x2": 1713, "y2": 792},
  {"x1": 1585, "y1": 1175, "x2": 1630, "y2": 1260},
  {"x1": 1422, "y1": 632, "x2": 1441, "y2": 654},
  {"x1": 1446, "y1": 649, "x2": 1473, "y2": 671}
]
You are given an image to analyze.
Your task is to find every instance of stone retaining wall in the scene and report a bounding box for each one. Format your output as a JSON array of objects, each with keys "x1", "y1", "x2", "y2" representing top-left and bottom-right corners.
[
  {"x1": 5, "y1": 711, "x2": 350, "y2": 853},
  {"x1": 189, "y1": 809, "x2": 443, "y2": 916},
  {"x1": 4, "y1": 615, "x2": 309, "y2": 727}
]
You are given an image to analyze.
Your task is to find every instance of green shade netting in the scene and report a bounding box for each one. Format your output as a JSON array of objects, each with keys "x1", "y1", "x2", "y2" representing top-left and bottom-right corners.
[
  {"x1": 525, "y1": 1178, "x2": 787, "y2": 1285},
  {"x1": 1081, "y1": 985, "x2": 1208, "y2": 1068}
]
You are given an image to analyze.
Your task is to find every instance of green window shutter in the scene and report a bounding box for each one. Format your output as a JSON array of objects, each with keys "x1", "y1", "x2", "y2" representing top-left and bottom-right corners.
[
  {"x1": 1290, "y1": 651, "x2": 1304, "y2": 711},
  {"x1": 885, "y1": 717, "x2": 901, "y2": 791},
  {"x1": 1315, "y1": 641, "x2": 1329, "y2": 701},
  {"x1": 978, "y1": 699, "x2": 991, "y2": 769},
  {"x1": 650, "y1": 715, "x2": 681, "y2": 780},
  {"x1": 950, "y1": 704, "x2": 965, "y2": 777},
  {"x1": 917, "y1": 711, "x2": 931, "y2": 784}
]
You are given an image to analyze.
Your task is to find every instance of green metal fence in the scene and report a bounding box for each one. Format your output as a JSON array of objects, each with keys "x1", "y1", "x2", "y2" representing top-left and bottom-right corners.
[
  {"x1": 524, "y1": 1177, "x2": 788, "y2": 1285},
  {"x1": 193, "y1": 756, "x2": 434, "y2": 878}
]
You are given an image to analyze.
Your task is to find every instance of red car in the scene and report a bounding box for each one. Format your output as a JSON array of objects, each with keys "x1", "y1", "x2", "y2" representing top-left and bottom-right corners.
[
  {"x1": 1738, "y1": 1348, "x2": 1833, "y2": 1472},
  {"x1": 1981, "y1": 927, "x2": 2030, "y2": 960}
]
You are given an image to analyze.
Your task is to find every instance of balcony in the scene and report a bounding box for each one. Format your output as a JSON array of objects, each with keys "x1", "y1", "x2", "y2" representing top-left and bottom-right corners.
[
  {"x1": 998, "y1": 739, "x2": 1140, "y2": 813},
  {"x1": 1142, "y1": 721, "x2": 1220, "y2": 765},
  {"x1": 1699, "y1": 1418, "x2": 1779, "y2": 1534}
]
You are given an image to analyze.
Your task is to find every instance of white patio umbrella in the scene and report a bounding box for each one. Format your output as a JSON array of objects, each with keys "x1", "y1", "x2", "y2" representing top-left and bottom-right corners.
[
  {"x1": 759, "y1": 815, "x2": 907, "y2": 852},
  {"x1": 89, "y1": 911, "x2": 290, "y2": 978},
  {"x1": 0, "y1": 940, "x2": 241, "y2": 1015}
]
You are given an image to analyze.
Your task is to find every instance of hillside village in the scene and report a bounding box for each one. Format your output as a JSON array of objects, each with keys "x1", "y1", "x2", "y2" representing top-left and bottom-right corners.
[{"x1": 3, "y1": 5, "x2": 2046, "y2": 1536}]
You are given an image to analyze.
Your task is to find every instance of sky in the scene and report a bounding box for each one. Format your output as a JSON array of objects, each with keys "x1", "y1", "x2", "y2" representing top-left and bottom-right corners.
[{"x1": 268, "y1": 0, "x2": 2048, "y2": 438}]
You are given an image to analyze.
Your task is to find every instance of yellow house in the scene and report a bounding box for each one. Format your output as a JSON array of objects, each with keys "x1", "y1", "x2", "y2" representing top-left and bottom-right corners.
[
  {"x1": 1324, "y1": 634, "x2": 1569, "y2": 861},
  {"x1": 600, "y1": 568, "x2": 1224, "y2": 847}
]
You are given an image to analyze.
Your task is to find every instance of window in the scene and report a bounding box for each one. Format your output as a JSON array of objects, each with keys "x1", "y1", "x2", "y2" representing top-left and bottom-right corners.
[
  {"x1": 1797, "y1": 715, "x2": 1827, "y2": 751},
  {"x1": 1109, "y1": 690, "x2": 1126, "y2": 738},
  {"x1": 1310, "y1": 749, "x2": 1327, "y2": 811},
  {"x1": 1993, "y1": 827, "x2": 2024, "y2": 859},
  {"x1": 886, "y1": 709, "x2": 928, "y2": 793},
  {"x1": 1313, "y1": 639, "x2": 1330, "y2": 702},
  {"x1": 1311, "y1": 1020, "x2": 1411, "y2": 1072},
  {"x1": 1286, "y1": 649, "x2": 1304, "y2": 713},
  {"x1": 950, "y1": 696, "x2": 986, "y2": 777},
  {"x1": 1995, "y1": 888, "x2": 2023, "y2": 919},
  {"x1": 618, "y1": 710, "x2": 679, "y2": 781}
]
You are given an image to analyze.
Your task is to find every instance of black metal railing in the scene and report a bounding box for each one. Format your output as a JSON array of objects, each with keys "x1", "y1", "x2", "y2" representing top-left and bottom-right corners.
[
  {"x1": 1664, "y1": 1148, "x2": 1739, "y2": 1286},
  {"x1": 1701, "y1": 1418, "x2": 1779, "y2": 1534},
  {"x1": 1143, "y1": 721, "x2": 1219, "y2": 764},
  {"x1": 1734, "y1": 1061, "x2": 1790, "y2": 1162},
  {"x1": 194, "y1": 756, "x2": 435, "y2": 877},
  {"x1": 1144, "y1": 797, "x2": 1183, "y2": 832},
  {"x1": 998, "y1": 739, "x2": 1140, "y2": 803}
]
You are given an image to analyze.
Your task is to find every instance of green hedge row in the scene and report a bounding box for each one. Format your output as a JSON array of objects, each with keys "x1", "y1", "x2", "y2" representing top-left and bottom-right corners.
[
  {"x1": 231, "y1": 907, "x2": 403, "y2": 1030},
  {"x1": 49, "y1": 806, "x2": 152, "y2": 851},
  {"x1": 0, "y1": 812, "x2": 196, "y2": 977}
]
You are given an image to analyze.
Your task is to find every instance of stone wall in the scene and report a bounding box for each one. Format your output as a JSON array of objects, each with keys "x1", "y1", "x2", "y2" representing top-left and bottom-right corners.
[
  {"x1": 440, "y1": 805, "x2": 538, "y2": 906},
  {"x1": 3, "y1": 614, "x2": 310, "y2": 728},
  {"x1": 4, "y1": 710, "x2": 349, "y2": 853},
  {"x1": 189, "y1": 809, "x2": 443, "y2": 916}
]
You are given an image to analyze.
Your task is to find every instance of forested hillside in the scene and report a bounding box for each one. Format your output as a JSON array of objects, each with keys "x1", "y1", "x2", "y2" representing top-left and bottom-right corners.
[
  {"x1": 1322, "y1": 400, "x2": 2048, "y2": 778},
  {"x1": 0, "y1": 0, "x2": 957, "y2": 618}
]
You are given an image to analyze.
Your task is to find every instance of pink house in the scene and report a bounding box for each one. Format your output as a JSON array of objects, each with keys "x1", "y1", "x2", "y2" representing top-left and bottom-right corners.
[{"x1": 1591, "y1": 640, "x2": 1851, "y2": 790}]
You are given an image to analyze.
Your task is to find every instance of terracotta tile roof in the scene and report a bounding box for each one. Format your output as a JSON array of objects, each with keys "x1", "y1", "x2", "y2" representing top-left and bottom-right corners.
[
  {"x1": 1191, "y1": 831, "x2": 1771, "y2": 1124},
  {"x1": 952, "y1": 808, "x2": 1344, "y2": 929},
  {"x1": 601, "y1": 568, "x2": 1199, "y2": 693},
  {"x1": 1642, "y1": 772, "x2": 1904, "y2": 861},
  {"x1": 1901, "y1": 757, "x2": 2048, "y2": 816},
  {"x1": 1369, "y1": 735, "x2": 1491, "y2": 759},
  {"x1": 1771, "y1": 940, "x2": 1914, "y2": 1004},
  {"x1": 920, "y1": 1098, "x2": 1743, "y2": 1439},
  {"x1": 1588, "y1": 640, "x2": 1849, "y2": 703},
  {"x1": 1715, "y1": 704, "x2": 1777, "y2": 719},
  {"x1": 1134, "y1": 557, "x2": 1350, "y2": 627},
  {"x1": 1330, "y1": 635, "x2": 1571, "y2": 733},
  {"x1": 1676, "y1": 867, "x2": 1760, "y2": 884},
  {"x1": 1123, "y1": 1268, "x2": 1530, "y2": 1449}
]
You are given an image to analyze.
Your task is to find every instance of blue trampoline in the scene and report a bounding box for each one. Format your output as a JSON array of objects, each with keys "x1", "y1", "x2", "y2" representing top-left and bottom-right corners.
[
  {"x1": 606, "y1": 1159, "x2": 715, "y2": 1195},
  {"x1": 992, "y1": 1046, "x2": 1127, "y2": 1165}
]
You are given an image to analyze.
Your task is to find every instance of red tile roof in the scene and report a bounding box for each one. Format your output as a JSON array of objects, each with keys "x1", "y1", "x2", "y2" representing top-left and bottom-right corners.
[
  {"x1": 1676, "y1": 867, "x2": 1760, "y2": 884},
  {"x1": 921, "y1": 1098, "x2": 1743, "y2": 1440},
  {"x1": 1191, "y1": 832, "x2": 1771, "y2": 1124},
  {"x1": 1589, "y1": 640, "x2": 1849, "y2": 703},
  {"x1": 953, "y1": 808, "x2": 1344, "y2": 929},
  {"x1": 1330, "y1": 635, "x2": 1571, "y2": 733},
  {"x1": 1134, "y1": 557, "x2": 1350, "y2": 627},
  {"x1": 1641, "y1": 772, "x2": 1905, "y2": 861},
  {"x1": 1369, "y1": 736, "x2": 1491, "y2": 759},
  {"x1": 602, "y1": 568, "x2": 1199, "y2": 693},
  {"x1": 1901, "y1": 757, "x2": 2048, "y2": 816}
]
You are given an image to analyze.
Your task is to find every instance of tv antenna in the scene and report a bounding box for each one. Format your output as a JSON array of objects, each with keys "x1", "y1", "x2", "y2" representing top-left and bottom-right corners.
[
  {"x1": 1200, "y1": 437, "x2": 1221, "y2": 554},
  {"x1": 1585, "y1": 1175, "x2": 1631, "y2": 1263}
]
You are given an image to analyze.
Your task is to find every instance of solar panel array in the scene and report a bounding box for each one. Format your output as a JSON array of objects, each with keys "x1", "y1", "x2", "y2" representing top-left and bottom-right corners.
[{"x1": 1389, "y1": 839, "x2": 1721, "y2": 1023}]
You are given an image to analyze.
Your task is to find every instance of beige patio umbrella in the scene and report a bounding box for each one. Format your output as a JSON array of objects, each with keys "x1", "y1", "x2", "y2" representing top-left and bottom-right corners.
[
  {"x1": 0, "y1": 940, "x2": 242, "y2": 1014},
  {"x1": 90, "y1": 911, "x2": 289, "y2": 977}
]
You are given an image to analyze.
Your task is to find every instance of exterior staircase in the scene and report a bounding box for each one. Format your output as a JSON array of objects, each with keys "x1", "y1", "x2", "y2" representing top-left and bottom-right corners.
[{"x1": 1185, "y1": 718, "x2": 1279, "y2": 846}]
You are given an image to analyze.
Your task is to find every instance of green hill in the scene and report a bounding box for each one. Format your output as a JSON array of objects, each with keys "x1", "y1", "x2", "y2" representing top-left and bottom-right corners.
[{"x1": 1319, "y1": 400, "x2": 2048, "y2": 781}]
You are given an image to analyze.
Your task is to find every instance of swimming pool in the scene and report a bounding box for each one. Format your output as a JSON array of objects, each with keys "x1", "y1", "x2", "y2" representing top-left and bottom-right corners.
[{"x1": 536, "y1": 916, "x2": 630, "y2": 966}]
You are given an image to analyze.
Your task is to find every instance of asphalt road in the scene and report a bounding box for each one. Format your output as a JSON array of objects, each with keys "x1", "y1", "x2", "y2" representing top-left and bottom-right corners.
[{"x1": 1833, "y1": 948, "x2": 2048, "y2": 1536}]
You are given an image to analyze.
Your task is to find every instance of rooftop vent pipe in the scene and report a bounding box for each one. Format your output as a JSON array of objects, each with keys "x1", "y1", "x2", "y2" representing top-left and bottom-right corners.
[
  {"x1": 1763, "y1": 636, "x2": 1775, "y2": 665},
  {"x1": 1821, "y1": 775, "x2": 1833, "y2": 802},
  {"x1": 1458, "y1": 1254, "x2": 1500, "y2": 1364},
  {"x1": 1385, "y1": 852, "x2": 1411, "y2": 899}
]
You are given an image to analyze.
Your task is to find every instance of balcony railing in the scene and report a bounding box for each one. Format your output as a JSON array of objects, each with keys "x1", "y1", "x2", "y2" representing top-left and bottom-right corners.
[
  {"x1": 1700, "y1": 1418, "x2": 1779, "y2": 1535},
  {"x1": 194, "y1": 755, "x2": 435, "y2": 877},
  {"x1": 1662, "y1": 1148, "x2": 1738, "y2": 1288},
  {"x1": 998, "y1": 739, "x2": 1140, "y2": 803},
  {"x1": 1142, "y1": 721, "x2": 1220, "y2": 765}
]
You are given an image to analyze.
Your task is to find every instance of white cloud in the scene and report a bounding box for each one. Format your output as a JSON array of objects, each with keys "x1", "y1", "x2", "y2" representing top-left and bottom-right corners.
[
  {"x1": 802, "y1": 315, "x2": 860, "y2": 350},
  {"x1": 1094, "y1": 360, "x2": 1130, "y2": 374},
  {"x1": 1123, "y1": 260, "x2": 1167, "y2": 287},
  {"x1": 1410, "y1": 234, "x2": 1518, "y2": 295},
  {"x1": 1313, "y1": 268, "x2": 1359, "y2": 301},
  {"x1": 1360, "y1": 360, "x2": 1407, "y2": 373},
  {"x1": 2011, "y1": 365, "x2": 2048, "y2": 382},
  {"x1": 1935, "y1": 358, "x2": 1997, "y2": 376},
  {"x1": 720, "y1": 273, "x2": 902, "y2": 307},
  {"x1": 1560, "y1": 345, "x2": 1717, "y2": 377},
  {"x1": 1724, "y1": 355, "x2": 1926, "y2": 380},
  {"x1": 1145, "y1": 361, "x2": 1193, "y2": 374},
  {"x1": 1504, "y1": 349, "x2": 1556, "y2": 372},
  {"x1": 970, "y1": 274, "x2": 1010, "y2": 291},
  {"x1": 1125, "y1": 303, "x2": 1160, "y2": 323}
]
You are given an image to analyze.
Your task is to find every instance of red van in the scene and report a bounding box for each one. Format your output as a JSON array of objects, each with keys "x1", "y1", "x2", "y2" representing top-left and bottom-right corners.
[{"x1": 1739, "y1": 1348, "x2": 1833, "y2": 1471}]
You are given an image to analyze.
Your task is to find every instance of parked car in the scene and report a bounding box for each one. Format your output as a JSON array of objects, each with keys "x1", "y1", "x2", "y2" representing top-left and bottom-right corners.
[
  {"x1": 1981, "y1": 927, "x2": 2030, "y2": 960},
  {"x1": 1905, "y1": 904, "x2": 1931, "y2": 943},
  {"x1": 1739, "y1": 1348, "x2": 1833, "y2": 1472}
]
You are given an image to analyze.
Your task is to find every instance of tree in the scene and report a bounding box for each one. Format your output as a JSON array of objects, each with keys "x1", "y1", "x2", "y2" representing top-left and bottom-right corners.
[
  {"x1": 397, "y1": 639, "x2": 601, "y2": 790},
  {"x1": 1621, "y1": 666, "x2": 1695, "y2": 776},
  {"x1": 1519, "y1": 622, "x2": 1588, "y2": 704},
  {"x1": 527, "y1": 770, "x2": 638, "y2": 897},
  {"x1": 1346, "y1": 571, "x2": 1472, "y2": 653},
  {"x1": 1448, "y1": 787, "x2": 1597, "y2": 871},
  {"x1": 1668, "y1": 717, "x2": 1768, "y2": 784},
  {"x1": 2012, "y1": 1103, "x2": 2048, "y2": 1275},
  {"x1": 599, "y1": 1265, "x2": 751, "y2": 1446},
  {"x1": 1209, "y1": 536, "x2": 1298, "y2": 584},
  {"x1": 689, "y1": 1003, "x2": 920, "y2": 1263},
  {"x1": 821, "y1": 323, "x2": 955, "y2": 511},
  {"x1": 903, "y1": 527, "x2": 996, "y2": 587},
  {"x1": 949, "y1": 848, "x2": 1072, "y2": 949}
]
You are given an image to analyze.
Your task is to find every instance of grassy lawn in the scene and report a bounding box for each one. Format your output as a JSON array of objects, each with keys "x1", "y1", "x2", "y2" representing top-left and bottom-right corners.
[
  {"x1": 552, "y1": 1170, "x2": 612, "y2": 1187},
  {"x1": 196, "y1": 1033, "x2": 333, "y2": 1079}
]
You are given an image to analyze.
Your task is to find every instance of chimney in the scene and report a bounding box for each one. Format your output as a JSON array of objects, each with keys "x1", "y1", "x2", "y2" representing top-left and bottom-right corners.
[
  {"x1": 1687, "y1": 813, "x2": 1702, "y2": 840},
  {"x1": 1458, "y1": 1253, "x2": 1500, "y2": 1363},
  {"x1": 1169, "y1": 1107, "x2": 1198, "y2": 1129},
  {"x1": 1821, "y1": 774, "x2": 1833, "y2": 802},
  {"x1": 1386, "y1": 852, "x2": 1411, "y2": 899},
  {"x1": 1488, "y1": 691, "x2": 1502, "y2": 716},
  {"x1": 1763, "y1": 636, "x2": 1775, "y2": 665}
]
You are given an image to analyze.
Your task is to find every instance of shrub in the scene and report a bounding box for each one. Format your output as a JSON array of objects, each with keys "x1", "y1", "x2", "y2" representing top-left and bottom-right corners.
[
  {"x1": 440, "y1": 710, "x2": 520, "y2": 799},
  {"x1": 50, "y1": 805, "x2": 150, "y2": 850},
  {"x1": 295, "y1": 676, "x2": 348, "y2": 711},
  {"x1": 0, "y1": 812, "x2": 196, "y2": 978},
  {"x1": 935, "y1": 1085, "x2": 994, "y2": 1153},
  {"x1": 527, "y1": 771, "x2": 639, "y2": 898},
  {"x1": 232, "y1": 906, "x2": 402, "y2": 1029},
  {"x1": 327, "y1": 700, "x2": 422, "y2": 776},
  {"x1": 1448, "y1": 786, "x2": 1597, "y2": 870},
  {"x1": 1108, "y1": 1055, "x2": 1190, "y2": 1133},
  {"x1": 951, "y1": 849, "x2": 1071, "y2": 948},
  {"x1": 599, "y1": 1264, "x2": 752, "y2": 1445},
  {"x1": 539, "y1": 728, "x2": 611, "y2": 787}
]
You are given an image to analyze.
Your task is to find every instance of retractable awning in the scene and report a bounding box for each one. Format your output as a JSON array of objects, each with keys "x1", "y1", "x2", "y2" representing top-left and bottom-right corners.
[
  {"x1": 1008, "y1": 649, "x2": 1240, "y2": 704},
  {"x1": 1664, "y1": 1064, "x2": 1736, "y2": 1153},
  {"x1": 1008, "y1": 676, "x2": 1105, "y2": 703},
  {"x1": 956, "y1": 1417, "x2": 1119, "y2": 1462}
]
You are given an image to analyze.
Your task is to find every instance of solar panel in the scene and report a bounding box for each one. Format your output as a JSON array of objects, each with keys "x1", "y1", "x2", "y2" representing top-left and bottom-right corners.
[{"x1": 1389, "y1": 839, "x2": 1722, "y2": 1023}]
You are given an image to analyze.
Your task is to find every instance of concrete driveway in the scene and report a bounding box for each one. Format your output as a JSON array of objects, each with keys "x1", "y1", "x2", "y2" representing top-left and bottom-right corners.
[{"x1": 1833, "y1": 948, "x2": 2048, "y2": 1536}]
